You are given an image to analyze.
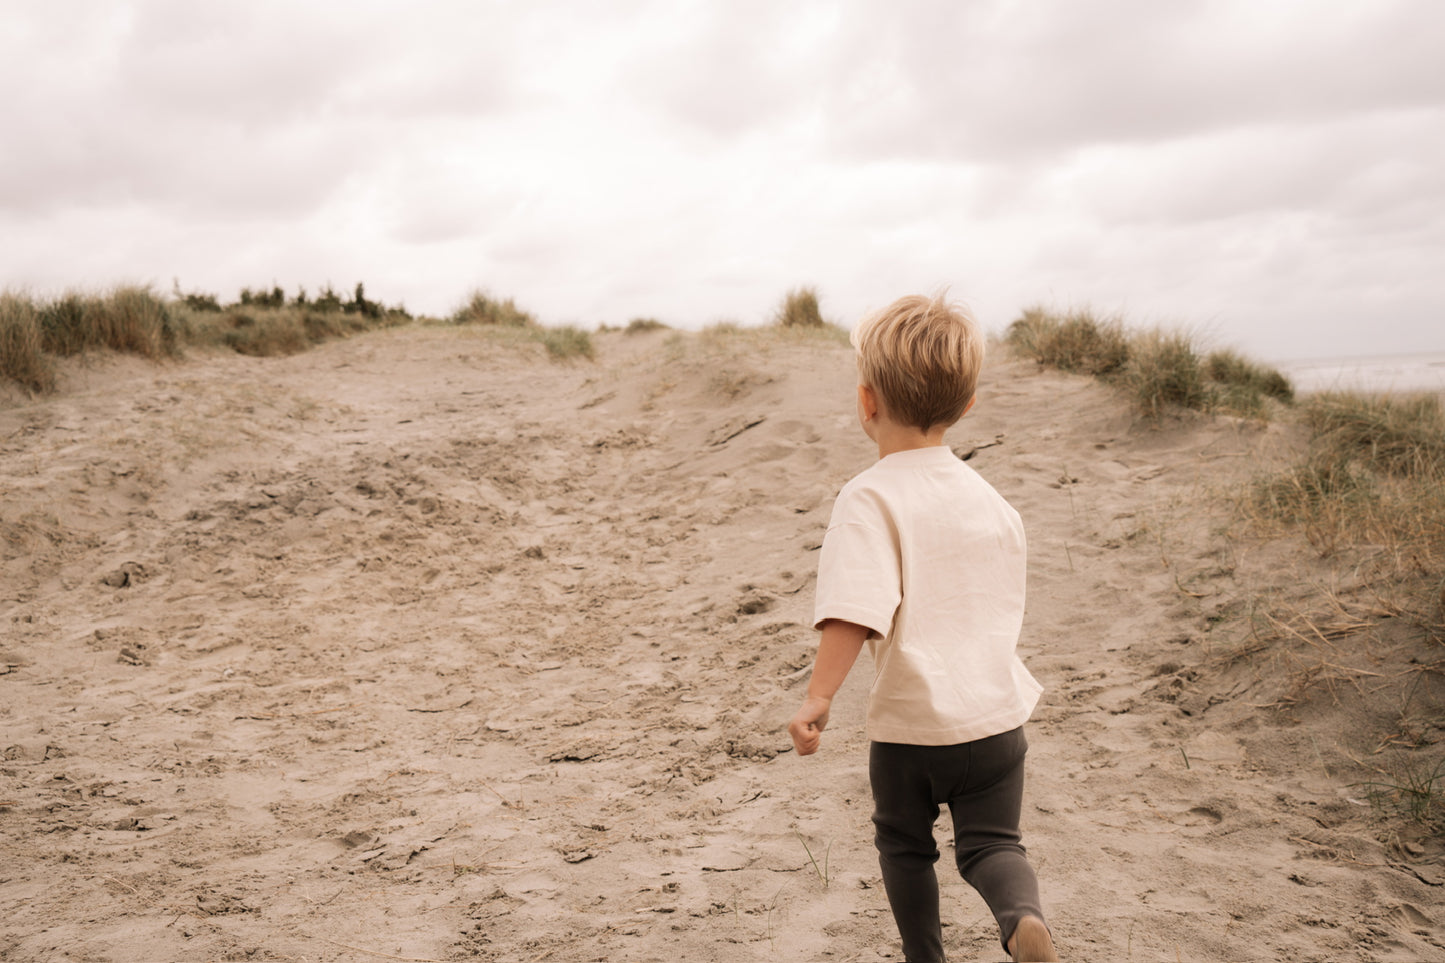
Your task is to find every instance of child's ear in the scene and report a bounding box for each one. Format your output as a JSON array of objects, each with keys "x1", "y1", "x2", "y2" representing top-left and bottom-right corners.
[
  {"x1": 857, "y1": 384, "x2": 879, "y2": 422},
  {"x1": 963, "y1": 395, "x2": 977, "y2": 417}
]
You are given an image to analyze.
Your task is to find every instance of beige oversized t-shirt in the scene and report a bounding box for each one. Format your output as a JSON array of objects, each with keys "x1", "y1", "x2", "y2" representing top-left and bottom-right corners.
[{"x1": 813, "y1": 445, "x2": 1041, "y2": 745}]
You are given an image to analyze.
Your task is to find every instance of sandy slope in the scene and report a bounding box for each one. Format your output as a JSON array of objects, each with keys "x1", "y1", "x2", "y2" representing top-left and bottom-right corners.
[{"x1": 2, "y1": 324, "x2": 1441, "y2": 962}]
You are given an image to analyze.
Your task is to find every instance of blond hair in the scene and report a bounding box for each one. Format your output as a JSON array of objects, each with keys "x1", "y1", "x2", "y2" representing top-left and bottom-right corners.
[{"x1": 851, "y1": 293, "x2": 985, "y2": 430}]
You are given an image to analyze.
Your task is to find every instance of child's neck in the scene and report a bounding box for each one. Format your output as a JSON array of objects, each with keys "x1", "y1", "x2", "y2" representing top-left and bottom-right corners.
[{"x1": 872, "y1": 423, "x2": 948, "y2": 459}]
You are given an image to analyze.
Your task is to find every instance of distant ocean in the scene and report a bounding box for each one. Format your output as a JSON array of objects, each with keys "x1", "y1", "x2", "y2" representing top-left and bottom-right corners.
[{"x1": 1274, "y1": 351, "x2": 1445, "y2": 396}]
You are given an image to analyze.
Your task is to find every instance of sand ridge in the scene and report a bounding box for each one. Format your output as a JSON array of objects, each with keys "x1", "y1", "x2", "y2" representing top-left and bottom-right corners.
[{"x1": 2, "y1": 324, "x2": 1442, "y2": 961}]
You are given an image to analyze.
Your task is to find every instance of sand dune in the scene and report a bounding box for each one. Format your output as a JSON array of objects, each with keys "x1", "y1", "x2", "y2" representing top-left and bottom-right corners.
[{"x1": 2, "y1": 324, "x2": 1441, "y2": 961}]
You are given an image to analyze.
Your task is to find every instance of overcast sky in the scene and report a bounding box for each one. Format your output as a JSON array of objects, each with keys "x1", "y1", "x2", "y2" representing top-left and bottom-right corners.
[{"x1": 3, "y1": 1, "x2": 1441, "y2": 360}]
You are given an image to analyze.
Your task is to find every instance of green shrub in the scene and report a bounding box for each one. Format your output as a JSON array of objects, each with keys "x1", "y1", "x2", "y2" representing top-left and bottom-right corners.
[
  {"x1": 37, "y1": 292, "x2": 94, "y2": 356},
  {"x1": 774, "y1": 287, "x2": 824, "y2": 328},
  {"x1": 219, "y1": 309, "x2": 310, "y2": 356},
  {"x1": 182, "y1": 291, "x2": 222, "y2": 312},
  {"x1": 238, "y1": 285, "x2": 286, "y2": 310},
  {"x1": 625, "y1": 317, "x2": 669, "y2": 334},
  {"x1": 345, "y1": 282, "x2": 382, "y2": 319},
  {"x1": 0, "y1": 293, "x2": 55, "y2": 392},
  {"x1": 312, "y1": 285, "x2": 344, "y2": 313}
]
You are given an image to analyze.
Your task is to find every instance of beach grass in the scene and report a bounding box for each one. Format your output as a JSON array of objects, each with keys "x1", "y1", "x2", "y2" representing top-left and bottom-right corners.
[
  {"x1": 773, "y1": 286, "x2": 825, "y2": 328},
  {"x1": 0, "y1": 293, "x2": 55, "y2": 393},
  {"x1": 0, "y1": 284, "x2": 607, "y2": 394},
  {"x1": 451, "y1": 290, "x2": 536, "y2": 327},
  {"x1": 534, "y1": 324, "x2": 595, "y2": 360},
  {"x1": 449, "y1": 290, "x2": 594, "y2": 359},
  {"x1": 1006, "y1": 306, "x2": 1129, "y2": 377},
  {"x1": 1005, "y1": 305, "x2": 1294, "y2": 421},
  {"x1": 1247, "y1": 392, "x2": 1445, "y2": 633}
]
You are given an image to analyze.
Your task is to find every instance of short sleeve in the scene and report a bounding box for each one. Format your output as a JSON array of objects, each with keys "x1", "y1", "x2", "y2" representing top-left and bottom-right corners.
[{"x1": 812, "y1": 488, "x2": 901, "y2": 639}]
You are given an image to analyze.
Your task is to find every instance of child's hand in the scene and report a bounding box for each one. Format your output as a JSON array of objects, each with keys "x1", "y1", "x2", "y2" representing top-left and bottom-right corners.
[{"x1": 788, "y1": 695, "x2": 832, "y2": 755}]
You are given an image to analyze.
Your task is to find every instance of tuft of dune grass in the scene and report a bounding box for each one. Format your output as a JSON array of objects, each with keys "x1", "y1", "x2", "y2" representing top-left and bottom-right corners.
[
  {"x1": 0, "y1": 282, "x2": 420, "y2": 394},
  {"x1": 773, "y1": 287, "x2": 825, "y2": 328},
  {"x1": 452, "y1": 291, "x2": 536, "y2": 327},
  {"x1": 1006, "y1": 305, "x2": 1294, "y2": 422},
  {"x1": 2, "y1": 287, "x2": 179, "y2": 393},
  {"x1": 1246, "y1": 392, "x2": 1445, "y2": 636},
  {"x1": 534, "y1": 325, "x2": 594, "y2": 360},
  {"x1": 1206, "y1": 349, "x2": 1294, "y2": 403},
  {"x1": 1301, "y1": 392, "x2": 1444, "y2": 479},
  {"x1": 1007, "y1": 307, "x2": 1128, "y2": 376},
  {"x1": 0, "y1": 293, "x2": 55, "y2": 393},
  {"x1": 31, "y1": 286, "x2": 179, "y2": 360},
  {"x1": 1120, "y1": 329, "x2": 1210, "y2": 419}
]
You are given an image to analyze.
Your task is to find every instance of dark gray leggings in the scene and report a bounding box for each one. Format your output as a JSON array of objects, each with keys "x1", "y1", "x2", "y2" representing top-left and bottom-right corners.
[{"x1": 870, "y1": 727, "x2": 1045, "y2": 962}]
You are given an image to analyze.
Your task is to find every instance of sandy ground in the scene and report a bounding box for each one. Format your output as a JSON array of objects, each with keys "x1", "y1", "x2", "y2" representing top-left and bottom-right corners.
[{"x1": 2, "y1": 324, "x2": 1442, "y2": 962}]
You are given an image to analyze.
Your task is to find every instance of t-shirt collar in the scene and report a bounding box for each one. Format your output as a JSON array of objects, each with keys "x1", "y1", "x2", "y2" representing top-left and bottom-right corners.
[{"x1": 877, "y1": 445, "x2": 957, "y2": 467}]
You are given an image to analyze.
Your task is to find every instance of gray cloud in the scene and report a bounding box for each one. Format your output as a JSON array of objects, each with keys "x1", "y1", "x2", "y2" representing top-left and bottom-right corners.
[
  {"x1": 1, "y1": 0, "x2": 1441, "y2": 358},
  {"x1": 819, "y1": 0, "x2": 1445, "y2": 161}
]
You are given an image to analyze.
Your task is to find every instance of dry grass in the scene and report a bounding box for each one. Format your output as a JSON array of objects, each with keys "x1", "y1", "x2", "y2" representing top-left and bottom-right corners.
[
  {"x1": 29, "y1": 287, "x2": 180, "y2": 360},
  {"x1": 533, "y1": 325, "x2": 595, "y2": 361},
  {"x1": 0, "y1": 293, "x2": 55, "y2": 393},
  {"x1": 1248, "y1": 394, "x2": 1444, "y2": 601},
  {"x1": 1120, "y1": 330, "x2": 1210, "y2": 419},
  {"x1": 451, "y1": 291, "x2": 536, "y2": 327},
  {"x1": 1206, "y1": 349, "x2": 1294, "y2": 403},
  {"x1": 773, "y1": 287, "x2": 825, "y2": 328},
  {"x1": 2, "y1": 287, "x2": 182, "y2": 394},
  {"x1": 1006, "y1": 305, "x2": 1293, "y2": 422},
  {"x1": 1301, "y1": 392, "x2": 1445, "y2": 479},
  {"x1": 1006, "y1": 306, "x2": 1129, "y2": 376},
  {"x1": 180, "y1": 304, "x2": 402, "y2": 357},
  {"x1": 445, "y1": 290, "x2": 592, "y2": 359}
]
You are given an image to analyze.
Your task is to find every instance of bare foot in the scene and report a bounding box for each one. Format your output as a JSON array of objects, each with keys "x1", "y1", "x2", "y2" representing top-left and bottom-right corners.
[{"x1": 1008, "y1": 915, "x2": 1058, "y2": 962}]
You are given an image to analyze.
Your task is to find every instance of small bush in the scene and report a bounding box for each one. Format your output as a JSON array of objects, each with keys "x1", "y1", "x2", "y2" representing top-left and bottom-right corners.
[
  {"x1": 238, "y1": 285, "x2": 287, "y2": 310},
  {"x1": 182, "y1": 291, "x2": 222, "y2": 312},
  {"x1": 625, "y1": 317, "x2": 669, "y2": 334},
  {"x1": 219, "y1": 309, "x2": 311, "y2": 357},
  {"x1": 345, "y1": 282, "x2": 382, "y2": 319},
  {"x1": 774, "y1": 287, "x2": 824, "y2": 328},
  {"x1": 37, "y1": 293, "x2": 94, "y2": 356},
  {"x1": 312, "y1": 285, "x2": 345, "y2": 313},
  {"x1": 452, "y1": 291, "x2": 535, "y2": 327},
  {"x1": 0, "y1": 293, "x2": 55, "y2": 392}
]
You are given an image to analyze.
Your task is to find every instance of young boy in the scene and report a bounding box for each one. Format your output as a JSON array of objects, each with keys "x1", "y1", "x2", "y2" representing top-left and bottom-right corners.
[{"x1": 788, "y1": 294, "x2": 1058, "y2": 963}]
